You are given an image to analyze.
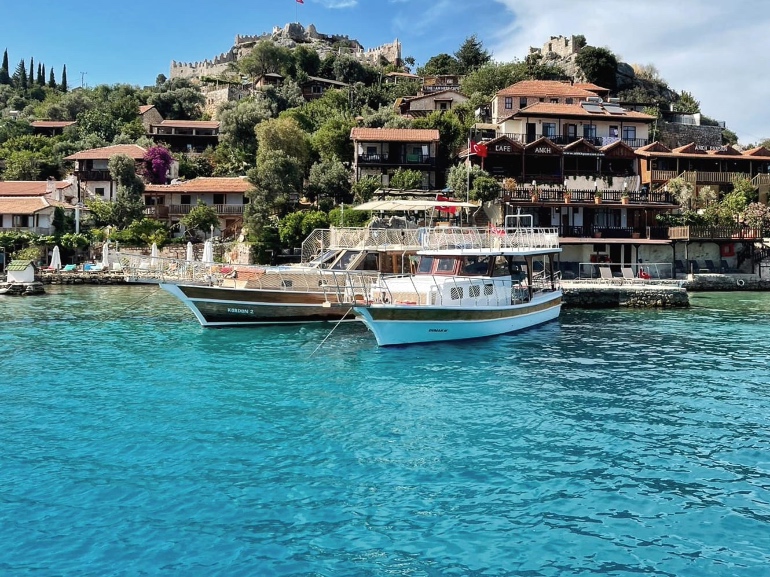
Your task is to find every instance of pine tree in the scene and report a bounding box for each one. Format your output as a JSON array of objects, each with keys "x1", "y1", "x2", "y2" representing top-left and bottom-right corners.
[
  {"x1": 48, "y1": 68, "x2": 56, "y2": 88},
  {"x1": 0, "y1": 49, "x2": 10, "y2": 85},
  {"x1": 13, "y1": 58, "x2": 27, "y2": 88},
  {"x1": 60, "y1": 64, "x2": 67, "y2": 92},
  {"x1": 38, "y1": 63, "x2": 45, "y2": 86},
  {"x1": 28, "y1": 57, "x2": 34, "y2": 88}
]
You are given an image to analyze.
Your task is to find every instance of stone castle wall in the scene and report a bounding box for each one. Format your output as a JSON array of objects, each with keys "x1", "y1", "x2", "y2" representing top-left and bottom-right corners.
[{"x1": 170, "y1": 23, "x2": 401, "y2": 81}]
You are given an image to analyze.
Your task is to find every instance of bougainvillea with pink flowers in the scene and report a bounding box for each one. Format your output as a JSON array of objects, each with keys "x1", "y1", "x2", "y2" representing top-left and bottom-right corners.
[{"x1": 143, "y1": 146, "x2": 174, "y2": 184}]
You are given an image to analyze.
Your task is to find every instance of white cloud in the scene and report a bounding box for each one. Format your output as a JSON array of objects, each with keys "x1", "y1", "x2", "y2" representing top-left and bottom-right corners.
[
  {"x1": 316, "y1": 0, "x2": 358, "y2": 8},
  {"x1": 488, "y1": 0, "x2": 770, "y2": 144}
]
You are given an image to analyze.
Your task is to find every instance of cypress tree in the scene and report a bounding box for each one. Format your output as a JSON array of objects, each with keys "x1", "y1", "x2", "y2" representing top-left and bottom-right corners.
[
  {"x1": 38, "y1": 63, "x2": 45, "y2": 86},
  {"x1": 0, "y1": 49, "x2": 9, "y2": 85},
  {"x1": 28, "y1": 57, "x2": 34, "y2": 88},
  {"x1": 60, "y1": 64, "x2": 67, "y2": 92},
  {"x1": 48, "y1": 68, "x2": 56, "y2": 88},
  {"x1": 13, "y1": 58, "x2": 27, "y2": 88}
]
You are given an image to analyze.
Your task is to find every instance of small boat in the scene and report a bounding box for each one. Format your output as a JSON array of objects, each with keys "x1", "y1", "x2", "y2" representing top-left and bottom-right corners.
[{"x1": 345, "y1": 216, "x2": 562, "y2": 346}]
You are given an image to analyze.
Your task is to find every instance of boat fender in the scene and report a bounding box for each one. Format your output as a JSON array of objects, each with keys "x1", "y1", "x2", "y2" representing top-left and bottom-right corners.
[{"x1": 736, "y1": 279, "x2": 745, "y2": 287}]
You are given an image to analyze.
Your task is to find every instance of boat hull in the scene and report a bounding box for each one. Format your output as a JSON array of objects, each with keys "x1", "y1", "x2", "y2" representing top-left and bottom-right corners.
[
  {"x1": 160, "y1": 283, "x2": 354, "y2": 326},
  {"x1": 353, "y1": 291, "x2": 562, "y2": 346}
]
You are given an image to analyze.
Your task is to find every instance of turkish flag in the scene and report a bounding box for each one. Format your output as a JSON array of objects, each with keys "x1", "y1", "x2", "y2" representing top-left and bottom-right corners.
[
  {"x1": 296, "y1": 0, "x2": 303, "y2": 3},
  {"x1": 436, "y1": 195, "x2": 457, "y2": 215},
  {"x1": 469, "y1": 140, "x2": 488, "y2": 158}
]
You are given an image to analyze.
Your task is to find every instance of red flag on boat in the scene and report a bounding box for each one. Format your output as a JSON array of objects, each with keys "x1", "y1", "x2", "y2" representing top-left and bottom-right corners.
[{"x1": 436, "y1": 194, "x2": 457, "y2": 215}]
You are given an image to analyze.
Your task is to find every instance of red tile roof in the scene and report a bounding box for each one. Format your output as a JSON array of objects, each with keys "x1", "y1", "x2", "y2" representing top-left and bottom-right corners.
[
  {"x1": 636, "y1": 142, "x2": 758, "y2": 159},
  {"x1": 138, "y1": 105, "x2": 156, "y2": 114},
  {"x1": 64, "y1": 144, "x2": 147, "y2": 161},
  {"x1": 0, "y1": 181, "x2": 72, "y2": 196},
  {"x1": 573, "y1": 82, "x2": 610, "y2": 93},
  {"x1": 31, "y1": 120, "x2": 76, "y2": 128},
  {"x1": 156, "y1": 120, "x2": 220, "y2": 129},
  {"x1": 497, "y1": 80, "x2": 599, "y2": 98},
  {"x1": 350, "y1": 128, "x2": 440, "y2": 142},
  {"x1": 0, "y1": 197, "x2": 69, "y2": 215},
  {"x1": 144, "y1": 177, "x2": 251, "y2": 194}
]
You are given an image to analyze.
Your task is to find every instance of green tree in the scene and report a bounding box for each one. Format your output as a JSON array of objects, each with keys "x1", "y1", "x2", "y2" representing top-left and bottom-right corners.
[
  {"x1": 278, "y1": 210, "x2": 329, "y2": 249},
  {"x1": 307, "y1": 157, "x2": 352, "y2": 204},
  {"x1": 28, "y1": 57, "x2": 34, "y2": 89},
  {"x1": 244, "y1": 149, "x2": 304, "y2": 237},
  {"x1": 332, "y1": 54, "x2": 372, "y2": 84},
  {"x1": 180, "y1": 200, "x2": 219, "y2": 240},
  {"x1": 38, "y1": 63, "x2": 45, "y2": 86},
  {"x1": 311, "y1": 115, "x2": 355, "y2": 162},
  {"x1": 48, "y1": 68, "x2": 56, "y2": 89},
  {"x1": 293, "y1": 46, "x2": 321, "y2": 78},
  {"x1": 575, "y1": 46, "x2": 618, "y2": 90},
  {"x1": 461, "y1": 62, "x2": 526, "y2": 101},
  {"x1": 418, "y1": 53, "x2": 459, "y2": 76},
  {"x1": 389, "y1": 168, "x2": 423, "y2": 190},
  {"x1": 13, "y1": 59, "x2": 27, "y2": 89},
  {"x1": 454, "y1": 35, "x2": 491, "y2": 74},
  {"x1": 674, "y1": 91, "x2": 700, "y2": 114},
  {"x1": 238, "y1": 40, "x2": 293, "y2": 82},
  {"x1": 351, "y1": 175, "x2": 381, "y2": 203},
  {"x1": 0, "y1": 49, "x2": 9, "y2": 85},
  {"x1": 255, "y1": 116, "x2": 311, "y2": 169},
  {"x1": 148, "y1": 77, "x2": 204, "y2": 120},
  {"x1": 60, "y1": 64, "x2": 67, "y2": 92},
  {"x1": 412, "y1": 110, "x2": 464, "y2": 181},
  {"x1": 470, "y1": 175, "x2": 500, "y2": 202},
  {"x1": 108, "y1": 153, "x2": 145, "y2": 228},
  {"x1": 446, "y1": 163, "x2": 488, "y2": 200},
  {"x1": 218, "y1": 96, "x2": 273, "y2": 160},
  {"x1": 328, "y1": 205, "x2": 369, "y2": 227}
]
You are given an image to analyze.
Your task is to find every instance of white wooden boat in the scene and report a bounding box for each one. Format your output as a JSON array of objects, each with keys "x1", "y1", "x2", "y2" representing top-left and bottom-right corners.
[{"x1": 345, "y1": 217, "x2": 562, "y2": 346}]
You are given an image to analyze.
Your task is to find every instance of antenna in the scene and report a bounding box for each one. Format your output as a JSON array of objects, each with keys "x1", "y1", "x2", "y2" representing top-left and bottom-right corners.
[{"x1": 80, "y1": 71, "x2": 87, "y2": 88}]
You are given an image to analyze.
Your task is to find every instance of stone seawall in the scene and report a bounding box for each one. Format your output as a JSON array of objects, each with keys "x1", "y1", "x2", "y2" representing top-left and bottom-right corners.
[{"x1": 562, "y1": 283, "x2": 689, "y2": 308}]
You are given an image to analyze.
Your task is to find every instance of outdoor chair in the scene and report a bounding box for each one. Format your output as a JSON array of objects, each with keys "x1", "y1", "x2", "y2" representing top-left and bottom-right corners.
[
  {"x1": 720, "y1": 259, "x2": 740, "y2": 274},
  {"x1": 599, "y1": 266, "x2": 620, "y2": 284},
  {"x1": 688, "y1": 260, "x2": 702, "y2": 273},
  {"x1": 621, "y1": 267, "x2": 641, "y2": 283},
  {"x1": 62, "y1": 264, "x2": 77, "y2": 272},
  {"x1": 675, "y1": 260, "x2": 686, "y2": 275}
]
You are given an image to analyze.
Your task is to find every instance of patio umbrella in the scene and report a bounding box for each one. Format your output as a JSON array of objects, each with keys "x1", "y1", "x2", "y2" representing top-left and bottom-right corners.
[
  {"x1": 101, "y1": 242, "x2": 109, "y2": 268},
  {"x1": 150, "y1": 243, "x2": 159, "y2": 267},
  {"x1": 185, "y1": 241, "x2": 194, "y2": 263},
  {"x1": 201, "y1": 240, "x2": 213, "y2": 264},
  {"x1": 49, "y1": 245, "x2": 62, "y2": 270}
]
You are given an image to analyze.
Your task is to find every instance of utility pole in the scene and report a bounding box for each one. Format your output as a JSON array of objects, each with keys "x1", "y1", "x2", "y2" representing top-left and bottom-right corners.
[{"x1": 80, "y1": 71, "x2": 87, "y2": 88}]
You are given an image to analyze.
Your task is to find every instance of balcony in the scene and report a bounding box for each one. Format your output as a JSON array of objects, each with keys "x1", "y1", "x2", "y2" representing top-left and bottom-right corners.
[
  {"x1": 357, "y1": 153, "x2": 435, "y2": 166},
  {"x1": 500, "y1": 133, "x2": 649, "y2": 148},
  {"x1": 168, "y1": 204, "x2": 245, "y2": 216},
  {"x1": 651, "y1": 171, "x2": 757, "y2": 185},
  {"x1": 143, "y1": 205, "x2": 170, "y2": 218},
  {"x1": 502, "y1": 187, "x2": 677, "y2": 205},
  {"x1": 0, "y1": 226, "x2": 52, "y2": 234},
  {"x1": 668, "y1": 226, "x2": 764, "y2": 240},
  {"x1": 75, "y1": 170, "x2": 112, "y2": 181}
]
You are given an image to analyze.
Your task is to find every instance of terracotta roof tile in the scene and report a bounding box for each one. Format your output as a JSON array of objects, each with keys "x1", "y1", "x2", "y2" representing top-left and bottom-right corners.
[
  {"x1": 573, "y1": 82, "x2": 610, "y2": 92},
  {"x1": 0, "y1": 197, "x2": 55, "y2": 215},
  {"x1": 31, "y1": 120, "x2": 76, "y2": 128},
  {"x1": 138, "y1": 105, "x2": 156, "y2": 114},
  {"x1": 0, "y1": 181, "x2": 71, "y2": 196},
  {"x1": 157, "y1": 120, "x2": 220, "y2": 129},
  {"x1": 497, "y1": 80, "x2": 599, "y2": 98},
  {"x1": 64, "y1": 144, "x2": 147, "y2": 161},
  {"x1": 144, "y1": 177, "x2": 252, "y2": 194},
  {"x1": 350, "y1": 128, "x2": 440, "y2": 142}
]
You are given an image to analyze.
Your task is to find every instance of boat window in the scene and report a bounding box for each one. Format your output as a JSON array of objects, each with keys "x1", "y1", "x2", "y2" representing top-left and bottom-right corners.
[
  {"x1": 308, "y1": 250, "x2": 338, "y2": 267},
  {"x1": 461, "y1": 256, "x2": 490, "y2": 275},
  {"x1": 492, "y1": 256, "x2": 509, "y2": 277},
  {"x1": 417, "y1": 256, "x2": 435, "y2": 274},
  {"x1": 469, "y1": 285, "x2": 481, "y2": 298},
  {"x1": 330, "y1": 250, "x2": 361, "y2": 270},
  {"x1": 358, "y1": 252, "x2": 379, "y2": 271},
  {"x1": 450, "y1": 286, "x2": 463, "y2": 300},
  {"x1": 435, "y1": 257, "x2": 457, "y2": 274}
]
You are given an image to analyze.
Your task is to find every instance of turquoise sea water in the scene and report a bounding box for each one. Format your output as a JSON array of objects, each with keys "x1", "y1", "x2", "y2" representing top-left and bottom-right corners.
[{"x1": 1, "y1": 286, "x2": 769, "y2": 576}]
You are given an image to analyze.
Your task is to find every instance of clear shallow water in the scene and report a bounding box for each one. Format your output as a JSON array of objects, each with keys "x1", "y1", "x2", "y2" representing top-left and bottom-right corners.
[{"x1": 1, "y1": 286, "x2": 769, "y2": 576}]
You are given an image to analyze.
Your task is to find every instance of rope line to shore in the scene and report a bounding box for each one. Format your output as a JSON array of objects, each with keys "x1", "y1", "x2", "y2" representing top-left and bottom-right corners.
[{"x1": 310, "y1": 307, "x2": 353, "y2": 357}]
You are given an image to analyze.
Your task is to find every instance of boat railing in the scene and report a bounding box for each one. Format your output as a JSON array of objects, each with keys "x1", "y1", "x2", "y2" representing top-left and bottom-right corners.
[
  {"x1": 421, "y1": 226, "x2": 560, "y2": 251},
  {"x1": 329, "y1": 227, "x2": 423, "y2": 250}
]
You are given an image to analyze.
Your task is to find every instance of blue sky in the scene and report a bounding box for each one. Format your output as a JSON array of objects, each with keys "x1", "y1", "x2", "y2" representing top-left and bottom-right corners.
[{"x1": 3, "y1": 0, "x2": 769, "y2": 144}]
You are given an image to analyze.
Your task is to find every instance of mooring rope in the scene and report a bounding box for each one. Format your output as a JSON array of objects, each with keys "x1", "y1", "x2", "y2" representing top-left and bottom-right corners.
[{"x1": 310, "y1": 307, "x2": 353, "y2": 357}]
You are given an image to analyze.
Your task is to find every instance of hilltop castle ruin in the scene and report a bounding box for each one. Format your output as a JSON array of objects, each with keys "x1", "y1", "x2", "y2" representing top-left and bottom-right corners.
[{"x1": 170, "y1": 23, "x2": 401, "y2": 81}]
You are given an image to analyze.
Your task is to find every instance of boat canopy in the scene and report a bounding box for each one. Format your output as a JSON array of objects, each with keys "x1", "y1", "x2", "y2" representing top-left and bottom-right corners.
[{"x1": 352, "y1": 199, "x2": 478, "y2": 211}]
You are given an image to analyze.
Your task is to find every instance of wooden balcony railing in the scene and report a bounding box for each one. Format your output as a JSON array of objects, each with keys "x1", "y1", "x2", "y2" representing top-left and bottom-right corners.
[
  {"x1": 668, "y1": 226, "x2": 764, "y2": 240},
  {"x1": 168, "y1": 204, "x2": 245, "y2": 216}
]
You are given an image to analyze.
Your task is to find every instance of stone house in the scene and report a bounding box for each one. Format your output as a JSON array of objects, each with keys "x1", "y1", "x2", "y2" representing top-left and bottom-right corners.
[
  {"x1": 64, "y1": 144, "x2": 149, "y2": 203},
  {"x1": 398, "y1": 89, "x2": 469, "y2": 118},
  {"x1": 491, "y1": 80, "x2": 602, "y2": 124},
  {"x1": 350, "y1": 127, "x2": 440, "y2": 189}
]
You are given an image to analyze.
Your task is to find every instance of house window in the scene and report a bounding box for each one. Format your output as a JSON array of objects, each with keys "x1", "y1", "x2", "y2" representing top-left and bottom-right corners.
[
  {"x1": 542, "y1": 122, "x2": 557, "y2": 137},
  {"x1": 504, "y1": 97, "x2": 513, "y2": 109},
  {"x1": 12, "y1": 215, "x2": 30, "y2": 228},
  {"x1": 213, "y1": 194, "x2": 225, "y2": 205},
  {"x1": 519, "y1": 97, "x2": 527, "y2": 109},
  {"x1": 95, "y1": 187, "x2": 105, "y2": 197},
  {"x1": 622, "y1": 126, "x2": 637, "y2": 141},
  {"x1": 609, "y1": 125, "x2": 619, "y2": 138},
  {"x1": 550, "y1": 98, "x2": 558, "y2": 104},
  {"x1": 312, "y1": 85, "x2": 323, "y2": 94},
  {"x1": 438, "y1": 102, "x2": 448, "y2": 110},
  {"x1": 366, "y1": 145, "x2": 377, "y2": 155},
  {"x1": 566, "y1": 98, "x2": 573, "y2": 104},
  {"x1": 566, "y1": 124, "x2": 577, "y2": 138},
  {"x1": 181, "y1": 195, "x2": 191, "y2": 205},
  {"x1": 539, "y1": 98, "x2": 545, "y2": 102},
  {"x1": 583, "y1": 124, "x2": 597, "y2": 139}
]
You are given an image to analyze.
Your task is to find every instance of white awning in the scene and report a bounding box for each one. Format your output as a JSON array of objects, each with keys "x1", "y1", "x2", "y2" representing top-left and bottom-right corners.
[{"x1": 352, "y1": 200, "x2": 478, "y2": 211}]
